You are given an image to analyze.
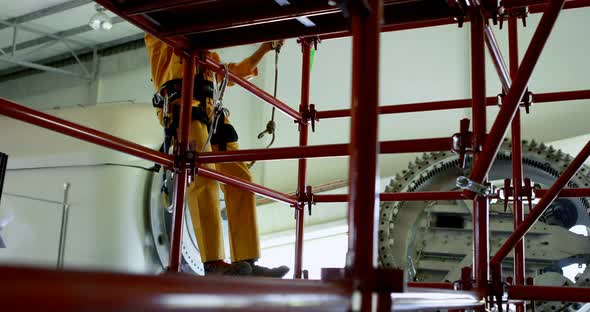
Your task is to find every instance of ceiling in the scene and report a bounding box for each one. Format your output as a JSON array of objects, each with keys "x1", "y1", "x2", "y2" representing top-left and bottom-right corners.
[{"x1": 0, "y1": 0, "x2": 143, "y2": 74}]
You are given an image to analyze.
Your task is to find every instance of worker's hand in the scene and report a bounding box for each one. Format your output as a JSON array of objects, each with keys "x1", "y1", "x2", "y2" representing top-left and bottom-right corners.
[{"x1": 264, "y1": 40, "x2": 284, "y2": 53}]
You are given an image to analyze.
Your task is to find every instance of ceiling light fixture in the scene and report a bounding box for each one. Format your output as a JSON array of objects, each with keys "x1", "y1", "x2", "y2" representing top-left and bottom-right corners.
[{"x1": 89, "y1": 5, "x2": 113, "y2": 31}]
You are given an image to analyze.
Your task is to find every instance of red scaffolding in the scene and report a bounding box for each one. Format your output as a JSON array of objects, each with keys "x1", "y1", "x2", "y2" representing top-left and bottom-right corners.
[{"x1": 1, "y1": 0, "x2": 590, "y2": 311}]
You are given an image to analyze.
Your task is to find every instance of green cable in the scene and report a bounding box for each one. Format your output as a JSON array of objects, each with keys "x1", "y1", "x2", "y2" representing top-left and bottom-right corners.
[{"x1": 310, "y1": 47, "x2": 315, "y2": 72}]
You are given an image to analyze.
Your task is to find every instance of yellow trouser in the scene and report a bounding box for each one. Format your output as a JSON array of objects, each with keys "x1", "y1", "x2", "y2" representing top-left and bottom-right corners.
[{"x1": 158, "y1": 106, "x2": 260, "y2": 262}]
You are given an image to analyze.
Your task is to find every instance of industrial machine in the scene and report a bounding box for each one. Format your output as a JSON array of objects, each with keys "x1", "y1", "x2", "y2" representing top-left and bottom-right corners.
[{"x1": 379, "y1": 140, "x2": 590, "y2": 311}]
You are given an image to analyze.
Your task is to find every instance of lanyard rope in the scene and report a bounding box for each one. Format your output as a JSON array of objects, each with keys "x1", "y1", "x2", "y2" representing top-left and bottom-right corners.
[{"x1": 248, "y1": 43, "x2": 282, "y2": 169}]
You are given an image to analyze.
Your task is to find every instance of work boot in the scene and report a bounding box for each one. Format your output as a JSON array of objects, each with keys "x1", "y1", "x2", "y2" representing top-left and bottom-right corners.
[
  {"x1": 203, "y1": 260, "x2": 252, "y2": 276},
  {"x1": 238, "y1": 260, "x2": 290, "y2": 278}
]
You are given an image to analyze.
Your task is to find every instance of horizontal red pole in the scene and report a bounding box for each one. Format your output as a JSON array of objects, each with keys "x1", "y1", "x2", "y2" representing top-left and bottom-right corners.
[
  {"x1": 502, "y1": 0, "x2": 555, "y2": 7},
  {"x1": 380, "y1": 191, "x2": 465, "y2": 201},
  {"x1": 317, "y1": 88, "x2": 590, "y2": 120},
  {"x1": 0, "y1": 266, "x2": 352, "y2": 311},
  {"x1": 162, "y1": 4, "x2": 339, "y2": 37},
  {"x1": 198, "y1": 137, "x2": 453, "y2": 163},
  {"x1": 203, "y1": 57, "x2": 302, "y2": 121},
  {"x1": 508, "y1": 285, "x2": 590, "y2": 302},
  {"x1": 534, "y1": 89, "x2": 590, "y2": 103},
  {"x1": 199, "y1": 143, "x2": 348, "y2": 163},
  {"x1": 316, "y1": 98, "x2": 493, "y2": 119},
  {"x1": 319, "y1": 17, "x2": 457, "y2": 41},
  {"x1": 535, "y1": 187, "x2": 590, "y2": 198},
  {"x1": 504, "y1": 0, "x2": 590, "y2": 12},
  {"x1": 198, "y1": 167, "x2": 298, "y2": 206},
  {"x1": 491, "y1": 140, "x2": 590, "y2": 265},
  {"x1": 314, "y1": 191, "x2": 465, "y2": 203},
  {"x1": 0, "y1": 97, "x2": 174, "y2": 168},
  {"x1": 407, "y1": 282, "x2": 455, "y2": 290},
  {"x1": 314, "y1": 194, "x2": 348, "y2": 202},
  {"x1": 313, "y1": 188, "x2": 590, "y2": 204}
]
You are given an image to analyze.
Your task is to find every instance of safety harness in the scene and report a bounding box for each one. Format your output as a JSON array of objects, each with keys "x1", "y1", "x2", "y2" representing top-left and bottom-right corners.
[{"x1": 152, "y1": 65, "x2": 233, "y2": 209}]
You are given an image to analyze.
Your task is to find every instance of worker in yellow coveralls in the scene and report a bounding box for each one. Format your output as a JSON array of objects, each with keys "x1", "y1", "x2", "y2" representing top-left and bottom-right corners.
[{"x1": 145, "y1": 33, "x2": 288, "y2": 277}]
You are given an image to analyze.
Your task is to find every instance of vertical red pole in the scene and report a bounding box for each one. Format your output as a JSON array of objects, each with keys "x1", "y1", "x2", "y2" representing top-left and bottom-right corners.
[
  {"x1": 347, "y1": 0, "x2": 381, "y2": 309},
  {"x1": 168, "y1": 54, "x2": 195, "y2": 272},
  {"x1": 294, "y1": 39, "x2": 311, "y2": 279},
  {"x1": 509, "y1": 16, "x2": 526, "y2": 312},
  {"x1": 470, "y1": 10, "x2": 490, "y2": 293}
]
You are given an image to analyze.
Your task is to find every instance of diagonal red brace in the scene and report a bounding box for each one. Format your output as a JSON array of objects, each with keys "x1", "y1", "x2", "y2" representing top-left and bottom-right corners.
[
  {"x1": 468, "y1": 0, "x2": 566, "y2": 185},
  {"x1": 491, "y1": 140, "x2": 590, "y2": 266},
  {"x1": 202, "y1": 56, "x2": 302, "y2": 122},
  {"x1": 198, "y1": 166, "x2": 298, "y2": 206}
]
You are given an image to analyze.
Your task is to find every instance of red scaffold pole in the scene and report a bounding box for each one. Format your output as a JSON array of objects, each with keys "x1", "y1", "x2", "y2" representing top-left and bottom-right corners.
[
  {"x1": 508, "y1": 16, "x2": 526, "y2": 312},
  {"x1": 507, "y1": 285, "x2": 590, "y2": 302},
  {"x1": 315, "y1": 191, "x2": 466, "y2": 203},
  {"x1": 0, "y1": 97, "x2": 174, "y2": 168},
  {"x1": 347, "y1": 0, "x2": 382, "y2": 310},
  {"x1": 0, "y1": 265, "x2": 353, "y2": 311},
  {"x1": 503, "y1": 0, "x2": 590, "y2": 11},
  {"x1": 168, "y1": 54, "x2": 195, "y2": 272},
  {"x1": 294, "y1": 39, "x2": 312, "y2": 279},
  {"x1": 470, "y1": 8, "x2": 490, "y2": 293},
  {"x1": 468, "y1": 0, "x2": 566, "y2": 185},
  {"x1": 407, "y1": 282, "x2": 456, "y2": 289},
  {"x1": 197, "y1": 137, "x2": 453, "y2": 163},
  {"x1": 535, "y1": 188, "x2": 590, "y2": 197},
  {"x1": 316, "y1": 87, "x2": 590, "y2": 120}
]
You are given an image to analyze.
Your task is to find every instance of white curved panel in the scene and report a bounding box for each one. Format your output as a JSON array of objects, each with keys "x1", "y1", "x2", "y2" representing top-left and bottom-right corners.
[{"x1": 0, "y1": 104, "x2": 162, "y2": 273}]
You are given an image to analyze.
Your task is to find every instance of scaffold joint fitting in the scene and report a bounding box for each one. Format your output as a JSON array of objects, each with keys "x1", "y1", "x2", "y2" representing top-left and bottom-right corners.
[
  {"x1": 173, "y1": 141, "x2": 198, "y2": 183},
  {"x1": 497, "y1": 89, "x2": 534, "y2": 113},
  {"x1": 457, "y1": 176, "x2": 492, "y2": 196},
  {"x1": 451, "y1": 118, "x2": 474, "y2": 168}
]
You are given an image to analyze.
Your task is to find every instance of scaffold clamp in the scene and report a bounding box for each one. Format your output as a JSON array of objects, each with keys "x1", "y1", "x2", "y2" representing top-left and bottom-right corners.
[
  {"x1": 297, "y1": 104, "x2": 318, "y2": 132},
  {"x1": 305, "y1": 185, "x2": 315, "y2": 216},
  {"x1": 499, "y1": 178, "x2": 514, "y2": 212},
  {"x1": 451, "y1": 118, "x2": 474, "y2": 168},
  {"x1": 497, "y1": 89, "x2": 534, "y2": 113},
  {"x1": 173, "y1": 141, "x2": 198, "y2": 183},
  {"x1": 523, "y1": 177, "x2": 534, "y2": 211},
  {"x1": 498, "y1": 5, "x2": 529, "y2": 29},
  {"x1": 456, "y1": 176, "x2": 492, "y2": 196}
]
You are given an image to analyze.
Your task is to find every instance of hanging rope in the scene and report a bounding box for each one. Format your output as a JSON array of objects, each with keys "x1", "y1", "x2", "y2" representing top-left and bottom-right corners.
[{"x1": 248, "y1": 41, "x2": 282, "y2": 169}]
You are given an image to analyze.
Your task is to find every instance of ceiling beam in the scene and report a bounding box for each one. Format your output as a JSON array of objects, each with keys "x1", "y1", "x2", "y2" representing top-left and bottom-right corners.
[
  {"x1": 0, "y1": 0, "x2": 93, "y2": 31},
  {"x1": 0, "y1": 17, "x2": 125, "y2": 53},
  {"x1": 0, "y1": 55, "x2": 91, "y2": 80},
  {"x1": 0, "y1": 33, "x2": 145, "y2": 79}
]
